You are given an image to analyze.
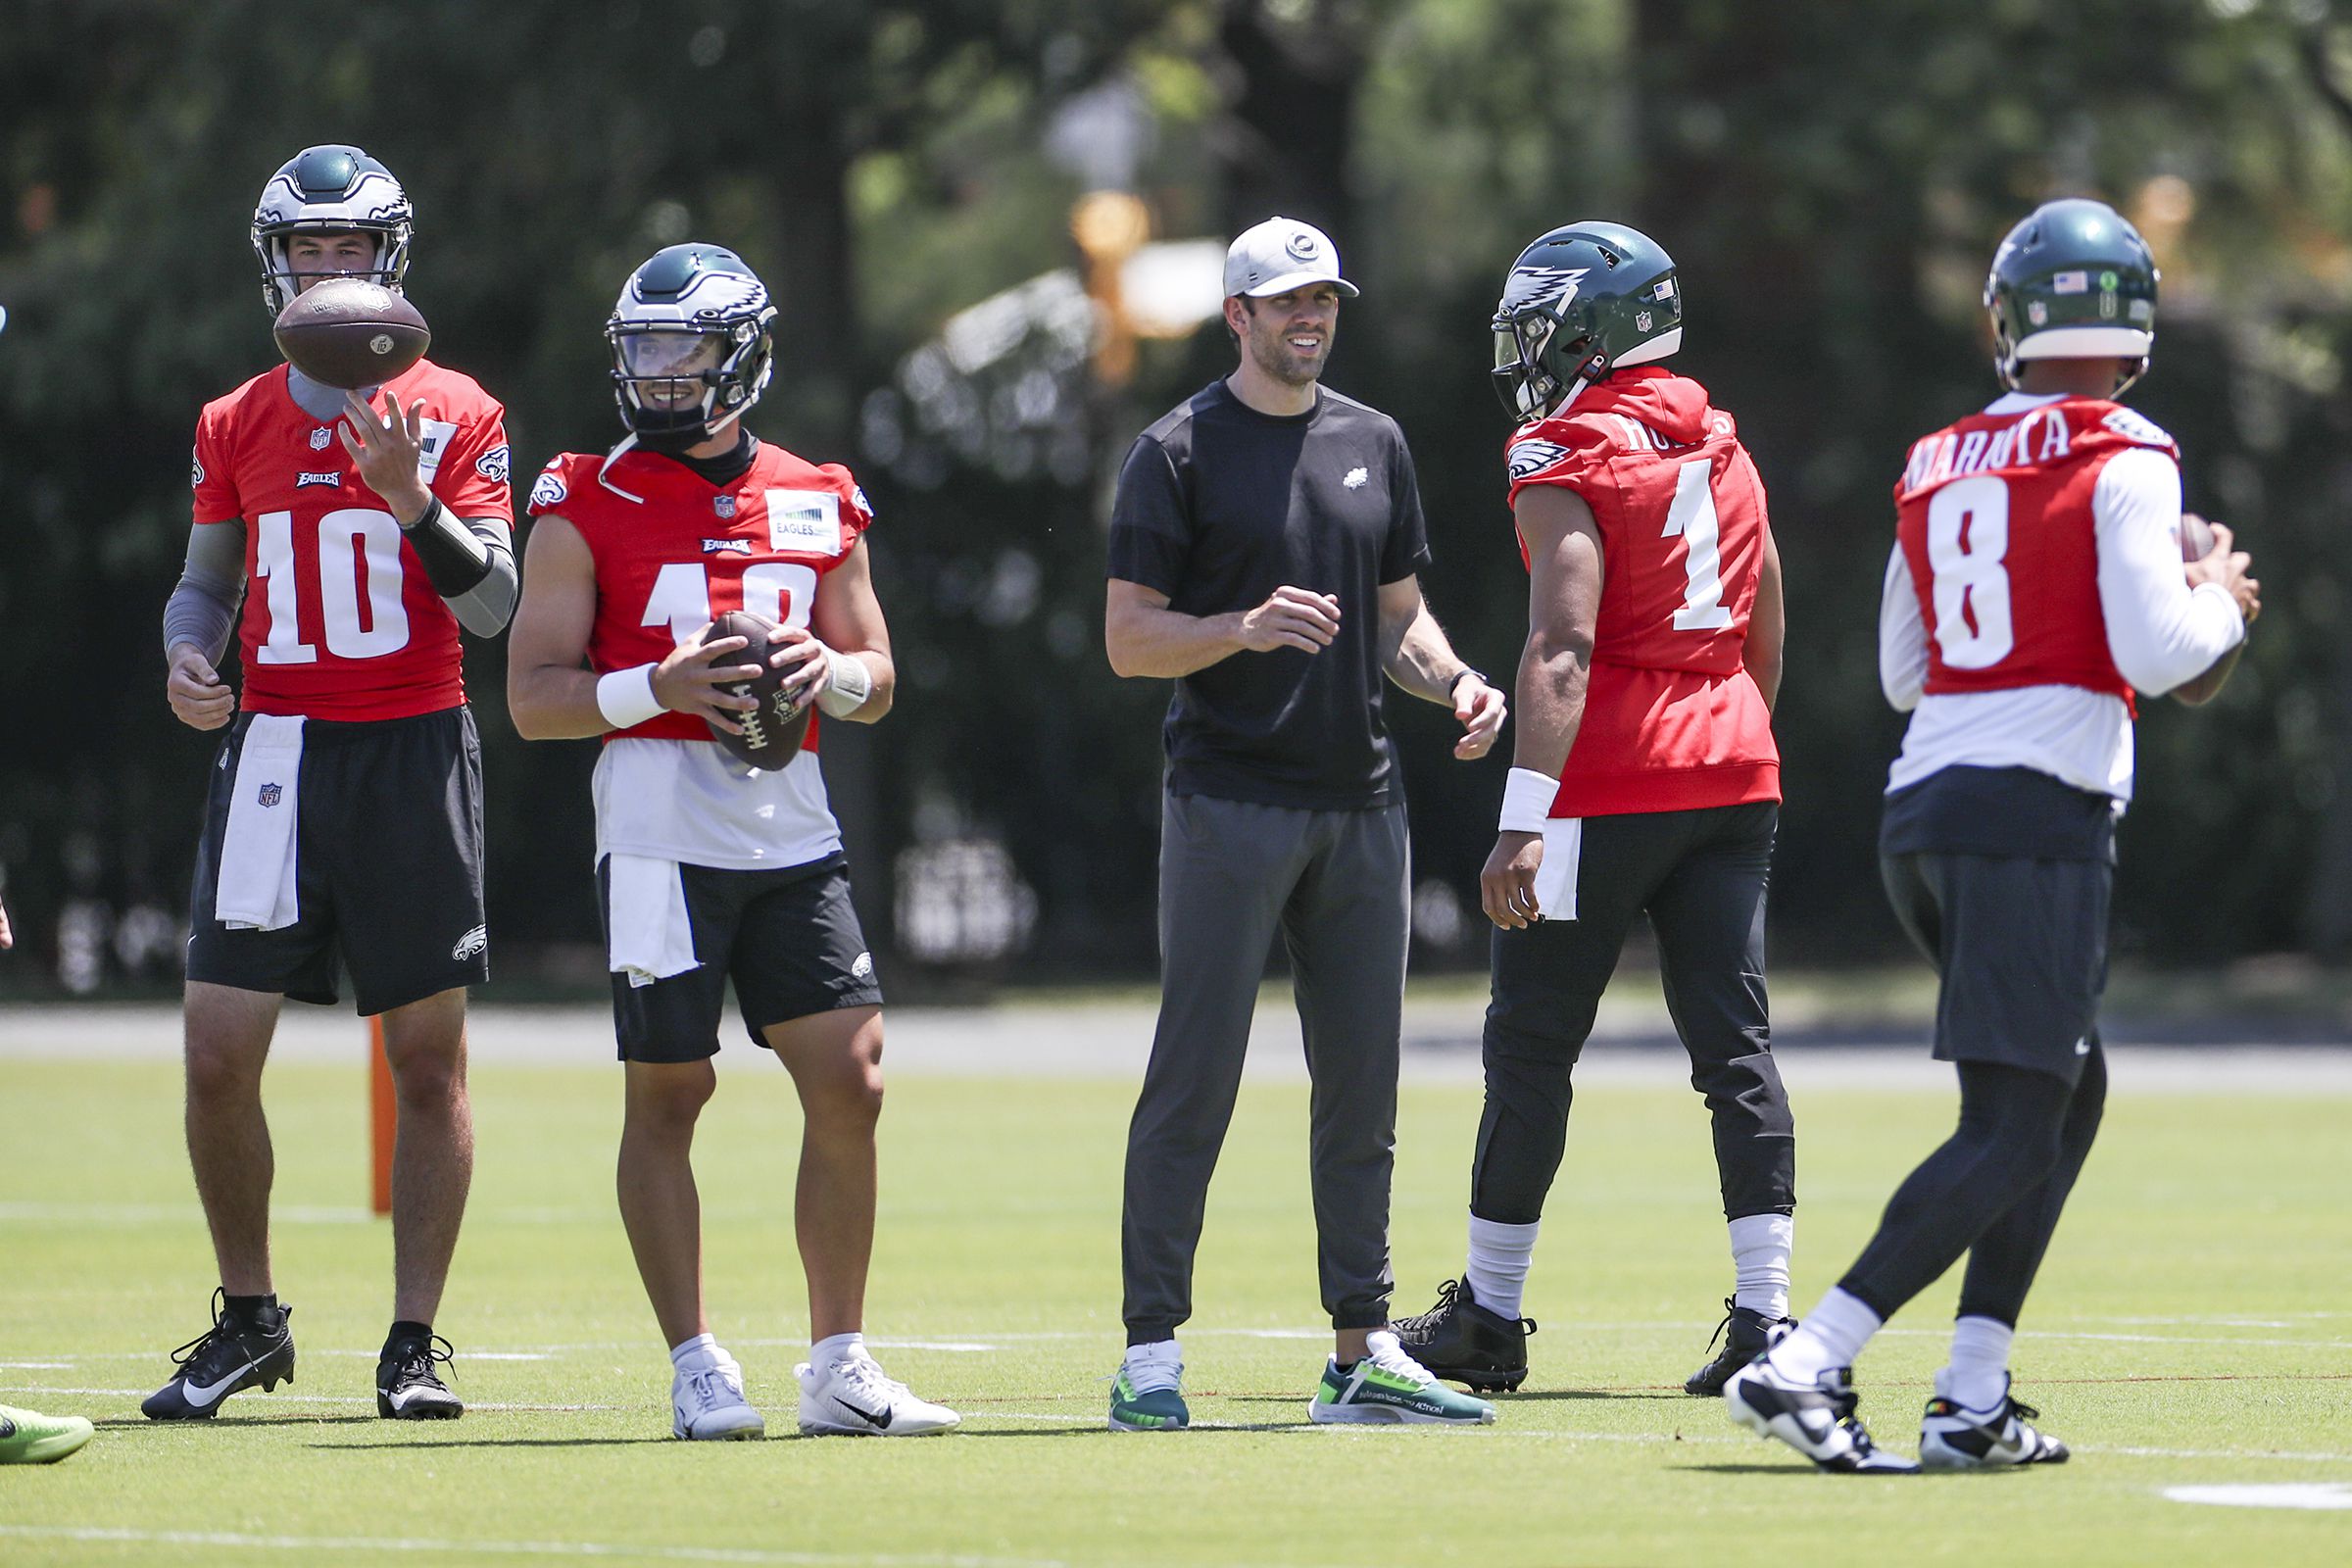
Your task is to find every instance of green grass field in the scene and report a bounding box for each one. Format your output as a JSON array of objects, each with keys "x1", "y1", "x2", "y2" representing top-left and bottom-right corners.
[{"x1": 3, "y1": 1035, "x2": 2348, "y2": 1566}]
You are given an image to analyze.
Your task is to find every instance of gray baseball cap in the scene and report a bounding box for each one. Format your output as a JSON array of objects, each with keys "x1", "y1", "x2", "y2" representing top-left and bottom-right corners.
[{"x1": 1223, "y1": 216, "x2": 1359, "y2": 300}]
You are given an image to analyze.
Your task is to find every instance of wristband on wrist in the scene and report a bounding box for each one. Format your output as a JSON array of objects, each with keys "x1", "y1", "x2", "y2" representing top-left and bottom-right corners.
[
  {"x1": 1498, "y1": 766, "x2": 1556, "y2": 835},
  {"x1": 814, "y1": 645, "x2": 874, "y2": 718},
  {"x1": 1447, "y1": 666, "x2": 1488, "y2": 701},
  {"x1": 595, "y1": 663, "x2": 665, "y2": 731}
]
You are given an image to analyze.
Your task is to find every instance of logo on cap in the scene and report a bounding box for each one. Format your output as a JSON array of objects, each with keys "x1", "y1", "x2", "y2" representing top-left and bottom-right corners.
[{"x1": 1286, "y1": 231, "x2": 1318, "y2": 262}]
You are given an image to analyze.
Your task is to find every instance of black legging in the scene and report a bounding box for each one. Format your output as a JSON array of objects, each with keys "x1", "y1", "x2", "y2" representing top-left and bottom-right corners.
[{"x1": 1839, "y1": 1046, "x2": 2107, "y2": 1326}]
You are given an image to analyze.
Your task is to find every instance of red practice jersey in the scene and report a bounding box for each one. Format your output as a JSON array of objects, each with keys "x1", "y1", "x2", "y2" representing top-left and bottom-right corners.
[
  {"x1": 191, "y1": 361, "x2": 512, "y2": 721},
  {"x1": 1893, "y1": 397, "x2": 2175, "y2": 708},
  {"x1": 1504, "y1": 367, "x2": 1780, "y2": 817},
  {"x1": 528, "y1": 442, "x2": 874, "y2": 748}
]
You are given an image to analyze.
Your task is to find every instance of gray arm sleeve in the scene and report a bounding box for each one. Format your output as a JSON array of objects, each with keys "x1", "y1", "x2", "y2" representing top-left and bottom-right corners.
[
  {"x1": 433, "y1": 514, "x2": 518, "y2": 637},
  {"x1": 164, "y1": 521, "x2": 247, "y2": 663}
]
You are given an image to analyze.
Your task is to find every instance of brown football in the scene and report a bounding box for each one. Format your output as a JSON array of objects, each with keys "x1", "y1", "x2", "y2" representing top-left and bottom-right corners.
[
  {"x1": 271, "y1": 277, "x2": 430, "y2": 389},
  {"x1": 703, "y1": 611, "x2": 813, "y2": 769},
  {"x1": 2180, "y1": 511, "x2": 2217, "y2": 564}
]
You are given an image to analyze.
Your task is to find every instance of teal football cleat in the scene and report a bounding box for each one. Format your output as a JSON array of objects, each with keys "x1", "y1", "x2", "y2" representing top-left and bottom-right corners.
[{"x1": 1307, "y1": 1330, "x2": 1497, "y2": 1425}]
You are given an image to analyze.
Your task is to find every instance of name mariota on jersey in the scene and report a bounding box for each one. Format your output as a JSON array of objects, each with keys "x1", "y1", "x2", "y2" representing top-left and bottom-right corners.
[{"x1": 1902, "y1": 404, "x2": 2176, "y2": 495}]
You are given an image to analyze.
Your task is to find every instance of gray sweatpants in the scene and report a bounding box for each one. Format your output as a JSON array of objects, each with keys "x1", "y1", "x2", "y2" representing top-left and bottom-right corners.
[{"x1": 1121, "y1": 792, "x2": 1408, "y2": 1344}]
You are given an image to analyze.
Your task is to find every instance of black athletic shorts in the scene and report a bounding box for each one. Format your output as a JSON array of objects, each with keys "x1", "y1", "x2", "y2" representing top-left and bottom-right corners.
[
  {"x1": 1880, "y1": 849, "x2": 2111, "y2": 1087},
  {"x1": 598, "y1": 855, "x2": 882, "y2": 1062},
  {"x1": 186, "y1": 705, "x2": 487, "y2": 1016}
]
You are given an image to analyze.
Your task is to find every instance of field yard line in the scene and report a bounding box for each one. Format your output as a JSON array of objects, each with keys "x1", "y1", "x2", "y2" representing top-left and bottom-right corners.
[
  {"x1": 0, "y1": 1528, "x2": 1069, "y2": 1568},
  {"x1": 7, "y1": 1387, "x2": 617, "y2": 1412}
]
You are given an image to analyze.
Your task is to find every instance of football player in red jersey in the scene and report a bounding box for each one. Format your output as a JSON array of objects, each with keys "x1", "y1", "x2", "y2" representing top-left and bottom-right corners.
[
  {"x1": 149, "y1": 145, "x2": 514, "y2": 1423},
  {"x1": 507, "y1": 244, "x2": 958, "y2": 1442},
  {"x1": 1396, "y1": 222, "x2": 1798, "y2": 1401},
  {"x1": 1727, "y1": 200, "x2": 2257, "y2": 1475}
]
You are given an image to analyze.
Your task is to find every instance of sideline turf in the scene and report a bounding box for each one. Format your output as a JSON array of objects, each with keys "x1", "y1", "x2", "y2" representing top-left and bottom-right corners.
[{"x1": 2, "y1": 1053, "x2": 2346, "y2": 1566}]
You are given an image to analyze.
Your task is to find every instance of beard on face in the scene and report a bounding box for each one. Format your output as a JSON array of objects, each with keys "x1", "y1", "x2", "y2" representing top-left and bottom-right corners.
[{"x1": 1247, "y1": 314, "x2": 1328, "y2": 388}]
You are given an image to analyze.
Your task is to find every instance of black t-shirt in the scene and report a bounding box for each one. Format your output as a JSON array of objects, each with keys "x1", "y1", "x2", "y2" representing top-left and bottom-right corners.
[{"x1": 1106, "y1": 379, "x2": 1434, "y2": 809}]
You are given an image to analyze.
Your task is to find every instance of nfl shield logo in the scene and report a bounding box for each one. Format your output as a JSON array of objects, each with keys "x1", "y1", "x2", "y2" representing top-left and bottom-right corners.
[
  {"x1": 310, "y1": 427, "x2": 333, "y2": 451},
  {"x1": 258, "y1": 781, "x2": 283, "y2": 808},
  {"x1": 1635, "y1": 310, "x2": 1652, "y2": 332},
  {"x1": 714, "y1": 495, "x2": 737, "y2": 519}
]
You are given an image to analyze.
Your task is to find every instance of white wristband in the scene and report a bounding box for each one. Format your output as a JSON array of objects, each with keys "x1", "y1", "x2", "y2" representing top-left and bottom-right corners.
[
  {"x1": 1499, "y1": 766, "x2": 1557, "y2": 834},
  {"x1": 595, "y1": 663, "x2": 665, "y2": 731},
  {"x1": 815, "y1": 645, "x2": 873, "y2": 718}
]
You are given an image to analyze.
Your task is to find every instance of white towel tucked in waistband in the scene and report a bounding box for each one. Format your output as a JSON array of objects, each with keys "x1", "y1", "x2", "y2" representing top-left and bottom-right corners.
[
  {"x1": 1531, "y1": 816, "x2": 1583, "y2": 922},
  {"x1": 215, "y1": 714, "x2": 307, "y2": 931},
  {"x1": 606, "y1": 854, "x2": 700, "y2": 988}
]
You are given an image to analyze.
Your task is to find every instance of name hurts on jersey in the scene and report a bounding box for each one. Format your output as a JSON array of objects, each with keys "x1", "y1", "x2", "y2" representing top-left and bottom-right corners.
[{"x1": 191, "y1": 362, "x2": 512, "y2": 721}]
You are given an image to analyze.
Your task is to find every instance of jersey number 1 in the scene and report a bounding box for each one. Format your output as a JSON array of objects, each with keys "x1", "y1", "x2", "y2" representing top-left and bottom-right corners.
[{"x1": 1664, "y1": 458, "x2": 1733, "y2": 630}]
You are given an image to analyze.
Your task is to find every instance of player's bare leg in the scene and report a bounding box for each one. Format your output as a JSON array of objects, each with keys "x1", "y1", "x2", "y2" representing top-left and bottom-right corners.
[
  {"x1": 182, "y1": 980, "x2": 282, "y2": 1294},
  {"x1": 763, "y1": 1005, "x2": 883, "y2": 1341},
  {"x1": 618, "y1": 1057, "x2": 717, "y2": 1348},
  {"x1": 766, "y1": 1005, "x2": 956, "y2": 1437},
  {"x1": 378, "y1": 987, "x2": 473, "y2": 1325}
]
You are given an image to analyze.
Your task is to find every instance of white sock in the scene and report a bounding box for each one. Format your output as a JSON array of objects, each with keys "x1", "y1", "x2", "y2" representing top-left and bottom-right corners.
[
  {"x1": 668, "y1": 1332, "x2": 719, "y2": 1369},
  {"x1": 1769, "y1": 1288, "x2": 1883, "y2": 1383},
  {"x1": 811, "y1": 1330, "x2": 865, "y2": 1366},
  {"x1": 1727, "y1": 1212, "x2": 1793, "y2": 1319},
  {"x1": 1939, "y1": 1315, "x2": 2014, "y2": 1411},
  {"x1": 1465, "y1": 1213, "x2": 1541, "y2": 1319}
]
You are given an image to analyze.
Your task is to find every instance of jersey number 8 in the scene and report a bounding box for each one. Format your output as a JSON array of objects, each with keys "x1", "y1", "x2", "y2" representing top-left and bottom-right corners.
[{"x1": 1925, "y1": 474, "x2": 2014, "y2": 669}]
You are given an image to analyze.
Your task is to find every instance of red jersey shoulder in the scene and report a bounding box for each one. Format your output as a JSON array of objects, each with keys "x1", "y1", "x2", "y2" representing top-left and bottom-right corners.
[
  {"x1": 527, "y1": 452, "x2": 600, "y2": 517},
  {"x1": 753, "y1": 443, "x2": 875, "y2": 540},
  {"x1": 1503, "y1": 408, "x2": 1615, "y2": 493}
]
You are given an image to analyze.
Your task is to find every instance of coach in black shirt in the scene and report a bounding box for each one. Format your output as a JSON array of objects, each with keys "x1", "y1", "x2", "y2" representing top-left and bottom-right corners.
[{"x1": 1102, "y1": 217, "x2": 1507, "y2": 1430}]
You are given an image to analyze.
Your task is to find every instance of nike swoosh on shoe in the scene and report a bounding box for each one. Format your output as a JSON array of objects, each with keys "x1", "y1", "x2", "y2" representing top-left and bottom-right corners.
[
  {"x1": 834, "y1": 1396, "x2": 893, "y2": 1430},
  {"x1": 182, "y1": 1357, "x2": 264, "y2": 1406}
]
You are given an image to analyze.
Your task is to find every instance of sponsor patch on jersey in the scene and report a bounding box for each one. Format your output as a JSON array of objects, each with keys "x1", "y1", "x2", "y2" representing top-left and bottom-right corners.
[
  {"x1": 703, "y1": 537, "x2": 752, "y2": 554},
  {"x1": 1506, "y1": 438, "x2": 1574, "y2": 484},
  {"x1": 765, "y1": 488, "x2": 843, "y2": 554},
  {"x1": 295, "y1": 470, "x2": 340, "y2": 489},
  {"x1": 528, "y1": 467, "x2": 568, "y2": 512},
  {"x1": 474, "y1": 443, "x2": 511, "y2": 484},
  {"x1": 2103, "y1": 408, "x2": 2177, "y2": 451},
  {"x1": 416, "y1": 417, "x2": 459, "y2": 481}
]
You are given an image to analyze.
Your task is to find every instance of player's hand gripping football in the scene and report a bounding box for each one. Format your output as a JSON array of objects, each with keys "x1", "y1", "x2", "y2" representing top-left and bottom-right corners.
[
  {"x1": 652, "y1": 624, "x2": 763, "y2": 735},
  {"x1": 1482, "y1": 830, "x2": 1544, "y2": 929},
  {"x1": 2183, "y1": 516, "x2": 2261, "y2": 627},
  {"x1": 337, "y1": 390, "x2": 434, "y2": 524},
  {"x1": 166, "y1": 642, "x2": 236, "y2": 731},
  {"x1": 1452, "y1": 674, "x2": 1507, "y2": 760},
  {"x1": 767, "y1": 625, "x2": 835, "y2": 714}
]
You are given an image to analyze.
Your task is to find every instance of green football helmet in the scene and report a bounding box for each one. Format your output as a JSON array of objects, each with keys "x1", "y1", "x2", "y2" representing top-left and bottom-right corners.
[
  {"x1": 1491, "y1": 220, "x2": 1684, "y2": 422},
  {"x1": 1985, "y1": 198, "x2": 2159, "y2": 393}
]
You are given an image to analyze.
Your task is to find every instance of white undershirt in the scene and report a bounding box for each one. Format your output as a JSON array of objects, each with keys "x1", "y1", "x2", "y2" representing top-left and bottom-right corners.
[
  {"x1": 592, "y1": 738, "x2": 841, "y2": 870},
  {"x1": 1881, "y1": 393, "x2": 2245, "y2": 804}
]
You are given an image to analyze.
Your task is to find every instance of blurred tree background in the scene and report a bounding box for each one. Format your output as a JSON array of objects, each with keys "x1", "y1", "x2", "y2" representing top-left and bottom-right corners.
[{"x1": 1, "y1": 0, "x2": 2346, "y2": 1000}]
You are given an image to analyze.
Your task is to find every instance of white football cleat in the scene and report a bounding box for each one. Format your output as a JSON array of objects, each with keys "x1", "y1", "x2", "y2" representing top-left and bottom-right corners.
[
  {"x1": 671, "y1": 1348, "x2": 764, "y2": 1441},
  {"x1": 1724, "y1": 1356, "x2": 1918, "y2": 1474},
  {"x1": 797, "y1": 1347, "x2": 959, "y2": 1437},
  {"x1": 1919, "y1": 1376, "x2": 2069, "y2": 1470}
]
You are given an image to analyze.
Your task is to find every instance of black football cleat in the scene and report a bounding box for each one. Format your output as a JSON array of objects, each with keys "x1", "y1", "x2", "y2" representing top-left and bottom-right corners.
[
  {"x1": 1724, "y1": 1357, "x2": 1919, "y2": 1474},
  {"x1": 1919, "y1": 1378, "x2": 2069, "y2": 1470},
  {"x1": 1391, "y1": 1278, "x2": 1537, "y2": 1394},
  {"x1": 142, "y1": 1290, "x2": 296, "y2": 1420},
  {"x1": 1685, "y1": 1296, "x2": 1796, "y2": 1396},
  {"x1": 377, "y1": 1333, "x2": 464, "y2": 1420}
]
